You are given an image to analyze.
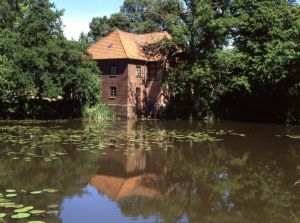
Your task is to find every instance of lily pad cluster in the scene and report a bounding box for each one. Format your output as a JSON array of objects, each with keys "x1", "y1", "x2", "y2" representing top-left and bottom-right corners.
[
  {"x1": 0, "y1": 188, "x2": 59, "y2": 222},
  {"x1": 0, "y1": 122, "x2": 251, "y2": 164}
]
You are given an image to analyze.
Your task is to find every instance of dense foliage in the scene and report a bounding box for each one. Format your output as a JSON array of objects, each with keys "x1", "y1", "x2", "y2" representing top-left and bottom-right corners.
[
  {"x1": 86, "y1": 0, "x2": 300, "y2": 123},
  {"x1": 1, "y1": 0, "x2": 300, "y2": 122},
  {"x1": 0, "y1": 0, "x2": 101, "y2": 119},
  {"x1": 84, "y1": 0, "x2": 184, "y2": 42}
]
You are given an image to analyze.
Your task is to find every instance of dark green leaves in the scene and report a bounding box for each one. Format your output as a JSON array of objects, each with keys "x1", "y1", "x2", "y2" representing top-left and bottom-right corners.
[{"x1": 0, "y1": 0, "x2": 101, "y2": 119}]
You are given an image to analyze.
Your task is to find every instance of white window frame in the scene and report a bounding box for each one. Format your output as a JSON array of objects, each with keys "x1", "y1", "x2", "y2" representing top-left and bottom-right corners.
[
  {"x1": 136, "y1": 66, "x2": 142, "y2": 77},
  {"x1": 110, "y1": 87, "x2": 117, "y2": 98}
]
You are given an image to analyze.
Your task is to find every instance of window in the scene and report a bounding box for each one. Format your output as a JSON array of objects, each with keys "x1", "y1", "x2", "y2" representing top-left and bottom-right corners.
[
  {"x1": 136, "y1": 87, "x2": 141, "y2": 99},
  {"x1": 111, "y1": 66, "x2": 117, "y2": 75},
  {"x1": 136, "y1": 66, "x2": 142, "y2": 77},
  {"x1": 110, "y1": 87, "x2": 117, "y2": 98}
]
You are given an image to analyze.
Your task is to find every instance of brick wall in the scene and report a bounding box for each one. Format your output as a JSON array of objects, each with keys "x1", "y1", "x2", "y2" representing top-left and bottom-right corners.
[
  {"x1": 98, "y1": 59, "x2": 165, "y2": 118},
  {"x1": 127, "y1": 60, "x2": 147, "y2": 117},
  {"x1": 98, "y1": 59, "x2": 130, "y2": 117}
]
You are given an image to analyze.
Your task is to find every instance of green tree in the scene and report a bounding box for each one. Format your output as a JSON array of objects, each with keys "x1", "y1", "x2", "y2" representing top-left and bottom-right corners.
[
  {"x1": 16, "y1": 0, "x2": 101, "y2": 108},
  {"x1": 17, "y1": 0, "x2": 64, "y2": 47},
  {"x1": 0, "y1": 29, "x2": 33, "y2": 117},
  {"x1": 88, "y1": 0, "x2": 184, "y2": 41},
  {"x1": 88, "y1": 16, "x2": 114, "y2": 41},
  {"x1": 0, "y1": 0, "x2": 102, "y2": 118},
  {"x1": 231, "y1": 0, "x2": 300, "y2": 90},
  {"x1": 0, "y1": 0, "x2": 20, "y2": 29},
  {"x1": 225, "y1": 0, "x2": 300, "y2": 121},
  {"x1": 165, "y1": 0, "x2": 300, "y2": 119},
  {"x1": 120, "y1": 0, "x2": 161, "y2": 33}
]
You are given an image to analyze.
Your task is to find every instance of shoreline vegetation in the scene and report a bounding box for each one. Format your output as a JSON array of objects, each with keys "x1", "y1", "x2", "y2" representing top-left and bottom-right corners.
[
  {"x1": 0, "y1": 0, "x2": 299, "y2": 123},
  {"x1": 83, "y1": 104, "x2": 116, "y2": 122}
]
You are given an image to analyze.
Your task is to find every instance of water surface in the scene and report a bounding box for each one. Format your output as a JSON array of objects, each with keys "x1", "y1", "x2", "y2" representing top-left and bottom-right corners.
[{"x1": 0, "y1": 120, "x2": 300, "y2": 223}]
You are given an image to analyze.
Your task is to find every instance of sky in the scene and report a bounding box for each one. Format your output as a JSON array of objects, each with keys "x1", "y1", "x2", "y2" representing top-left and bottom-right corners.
[{"x1": 52, "y1": 0, "x2": 124, "y2": 40}]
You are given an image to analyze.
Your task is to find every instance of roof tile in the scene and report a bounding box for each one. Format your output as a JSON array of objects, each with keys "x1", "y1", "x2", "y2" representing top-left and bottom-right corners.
[{"x1": 88, "y1": 29, "x2": 171, "y2": 61}]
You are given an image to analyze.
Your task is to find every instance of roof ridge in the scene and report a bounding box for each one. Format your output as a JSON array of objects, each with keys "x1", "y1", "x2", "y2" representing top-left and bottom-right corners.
[
  {"x1": 115, "y1": 29, "x2": 167, "y2": 36},
  {"x1": 138, "y1": 31, "x2": 168, "y2": 36},
  {"x1": 116, "y1": 29, "x2": 137, "y2": 35},
  {"x1": 116, "y1": 29, "x2": 130, "y2": 58}
]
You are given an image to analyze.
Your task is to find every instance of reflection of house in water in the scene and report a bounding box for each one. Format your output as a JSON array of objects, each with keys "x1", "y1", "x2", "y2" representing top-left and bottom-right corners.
[
  {"x1": 90, "y1": 121, "x2": 167, "y2": 200},
  {"x1": 90, "y1": 128, "x2": 164, "y2": 200},
  {"x1": 97, "y1": 121, "x2": 164, "y2": 176},
  {"x1": 95, "y1": 148, "x2": 163, "y2": 177},
  {"x1": 91, "y1": 174, "x2": 160, "y2": 200}
]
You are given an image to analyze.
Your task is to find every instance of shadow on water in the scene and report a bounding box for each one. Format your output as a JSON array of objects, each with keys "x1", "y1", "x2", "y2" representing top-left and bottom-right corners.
[{"x1": 0, "y1": 120, "x2": 300, "y2": 222}]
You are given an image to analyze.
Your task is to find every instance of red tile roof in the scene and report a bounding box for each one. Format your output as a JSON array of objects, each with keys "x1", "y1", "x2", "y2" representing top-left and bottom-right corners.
[{"x1": 87, "y1": 29, "x2": 171, "y2": 61}]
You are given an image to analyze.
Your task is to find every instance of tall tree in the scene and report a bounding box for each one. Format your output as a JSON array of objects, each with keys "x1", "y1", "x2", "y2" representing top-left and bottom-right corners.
[
  {"x1": 120, "y1": 0, "x2": 161, "y2": 33},
  {"x1": 0, "y1": 0, "x2": 102, "y2": 118},
  {"x1": 17, "y1": 0, "x2": 64, "y2": 47},
  {"x1": 88, "y1": 0, "x2": 184, "y2": 41},
  {"x1": 0, "y1": 29, "x2": 33, "y2": 116},
  {"x1": 230, "y1": 0, "x2": 300, "y2": 91}
]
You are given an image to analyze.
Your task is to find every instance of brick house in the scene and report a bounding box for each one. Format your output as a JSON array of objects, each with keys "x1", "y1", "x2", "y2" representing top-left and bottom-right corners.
[{"x1": 87, "y1": 29, "x2": 171, "y2": 118}]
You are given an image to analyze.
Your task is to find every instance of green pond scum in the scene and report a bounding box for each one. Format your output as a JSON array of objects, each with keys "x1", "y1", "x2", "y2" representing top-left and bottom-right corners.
[{"x1": 0, "y1": 120, "x2": 300, "y2": 222}]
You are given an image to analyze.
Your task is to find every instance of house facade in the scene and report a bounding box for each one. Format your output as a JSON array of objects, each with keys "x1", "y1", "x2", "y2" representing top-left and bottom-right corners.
[{"x1": 87, "y1": 29, "x2": 170, "y2": 118}]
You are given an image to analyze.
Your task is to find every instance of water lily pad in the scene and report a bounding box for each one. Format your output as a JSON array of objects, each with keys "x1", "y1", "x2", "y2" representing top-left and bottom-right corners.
[
  {"x1": 29, "y1": 210, "x2": 45, "y2": 215},
  {"x1": 0, "y1": 213, "x2": 6, "y2": 218},
  {"x1": 30, "y1": 191, "x2": 42, "y2": 195},
  {"x1": 46, "y1": 210, "x2": 59, "y2": 215},
  {"x1": 27, "y1": 221, "x2": 46, "y2": 223},
  {"x1": 14, "y1": 208, "x2": 29, "y2": 213},
  {"x1": 23, "y1": 206, "x2": 34, "y2": 211},
  {"x1": 47, "y1": 204, "x2": 59, "y2": 209},
  {"x1": 0, "y1": 202, "x2": 16, "y2": 208},
  {"x1": 55, "y1": 152, "x2": 68, "y2": 155},
  {"x1": 230, "y1": 132, "x2": 247, "y2": 137},
  {"x1": 11, "y1": 213, "x2": 30, "y2": 219},
  {"x1": 14, "y1": 206, "x2": 34, "y2": 213},
  {"x1": 6, "y1": 189, "x2": 16, "y2": 193},
  {"x1": 0, "y1": 198, "x2": 10, "y2": 203},
  {"x1": 287, "y1": 135, "x2": 300, "y2": 139},
  {"x1": 14, "y1": 206, "x2": 33, "y2": 213},
  {"x1": 6, "y1": 194, "x2": 17, "y2": 198},
  {"x1": 43, "y1": 189, "x2": 58, "y2": 193}
]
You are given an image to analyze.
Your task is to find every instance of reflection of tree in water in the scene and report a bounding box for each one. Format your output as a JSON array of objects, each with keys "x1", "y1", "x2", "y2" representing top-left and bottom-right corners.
[
  {"x1": 0, "y1": 150, "x2": 99, "y2": 222},
  {"x1": 113, "y1": 122, "x2": 300, "y2": 223},
  {"x1": 0, "y1": 121, "x2": 104, "y2": 222},
  {"x1": 1, "y1": 120, "x2": 300, "y2": 223}
]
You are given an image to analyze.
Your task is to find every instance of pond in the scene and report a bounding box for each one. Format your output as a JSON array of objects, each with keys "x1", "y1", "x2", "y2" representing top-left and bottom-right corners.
[{"x1": 0, "y1": 119, "x2": 300, "y2": 223}]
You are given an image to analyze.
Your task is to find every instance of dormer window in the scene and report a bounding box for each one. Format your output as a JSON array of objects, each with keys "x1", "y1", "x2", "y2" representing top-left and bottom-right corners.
[{"x1": 111, "y1": 66, "x2": 117, "y2": 75}]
